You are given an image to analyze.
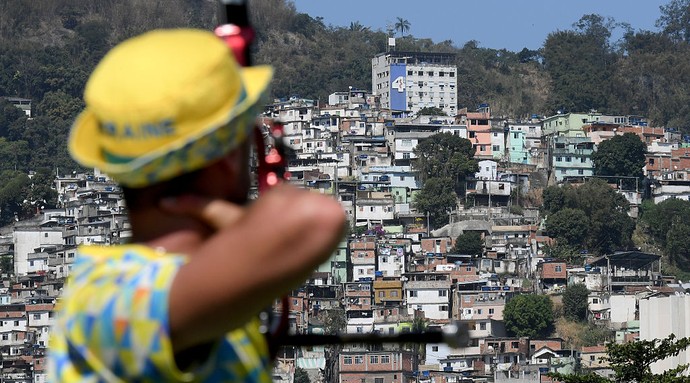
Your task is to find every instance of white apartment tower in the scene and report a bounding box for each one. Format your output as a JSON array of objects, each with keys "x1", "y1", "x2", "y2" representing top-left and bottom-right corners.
[{"x1": 372, "y1": 51, "x2": 457, "y2": 116}]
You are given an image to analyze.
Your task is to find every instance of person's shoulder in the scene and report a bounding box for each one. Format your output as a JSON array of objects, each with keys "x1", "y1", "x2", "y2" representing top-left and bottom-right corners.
[
  {"x1": 78, "y1": 244, "x2": 184, "y2": 263},
  {"x1": 70, "y1": 244, "x2": 187, "y2": 282}
]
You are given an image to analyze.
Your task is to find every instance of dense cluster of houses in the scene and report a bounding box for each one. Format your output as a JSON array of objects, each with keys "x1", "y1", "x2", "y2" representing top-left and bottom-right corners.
[{"x1": 3, "y1": 50, "x2": 690, "y2": 383}]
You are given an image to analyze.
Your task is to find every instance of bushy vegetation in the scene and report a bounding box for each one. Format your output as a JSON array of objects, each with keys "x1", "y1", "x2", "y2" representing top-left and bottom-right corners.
[
  {"x1": 503, "y1": 294, "x2": 554, "y2": 338},
  {"x1": 543, "y1": 179, "x2": 635, "y2": 256}
]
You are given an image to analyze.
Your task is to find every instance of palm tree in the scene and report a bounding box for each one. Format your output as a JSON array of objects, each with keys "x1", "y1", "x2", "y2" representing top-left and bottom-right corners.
[
  {"x1": 348, "y1": 21, "x2": 369, "y2": 32},
  {"x1": 394, "y1": 17, "x2": 411, "y2": 37}
]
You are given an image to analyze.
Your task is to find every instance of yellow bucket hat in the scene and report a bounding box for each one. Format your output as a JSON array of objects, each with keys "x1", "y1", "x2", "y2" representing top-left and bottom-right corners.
[{"x1": 69, "y1": 28, "x2": 273, "y2": 187}]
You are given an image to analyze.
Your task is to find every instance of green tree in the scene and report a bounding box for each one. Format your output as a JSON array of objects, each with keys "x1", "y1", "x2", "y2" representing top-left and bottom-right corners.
[
  {"x1": 665, "y1": 218, "x2": 690, "y2": 270},
  {"x1": 417, "y1": 106, "x2": 447, "y2": 116},
  {"x1": 394, "y1": 17, "x2": 410, "y2": 37},
  {"x1": 546, "y1": 208, "x2": 589, "y2": 248},
  {"x1": 640, "y1": 198, "x2": 690, "y2": 248},
  {"x1": 562, "y1": 283, "x2": 589, "y2": 322},
  {"x1": 543, "y1": 243, "x2": 582, "y2": 264},
  {"x1": 591, "y1": 132, "x2": 647, "y2": 182},
  {"x1": 612, "y1": 30, "x2": 690, "y2": 129},
  {"x1": 580, "y1": 324, "x2": 612, "y2": 347},
  {"x1": 348, "y1": 21, "x2": 368, "y2": 32},
  {"x1": 0, "y1": 170, "x2": 31, "y2": 224},
  {"x1": 543, "y1": 14, "x2": 617, "y2": 113},
  {"x1": 543, "y1": 179, "x2": 634, "y2": 255},
  {"x1": 551, "y1": 334, "x2": 690, "y2": 382},
  {"x1": 451, "y1": 231, "x2": 484, "y2": 256},
  {"x1": 318, "y1": 307, "x2": 346, "y2": 334},
  {"x1": 294, "y1": 367, "x2": 310, "y2": 383},
  {"x1": 503, "y1": 294, "x2": 554, "y2": 338},
  {"x1": 657, "y1": 0, "x2": 690, "y2": 44},
  {"x1": 413, "y1": 132, "x2": 477, "y2": 194},
  {"x1": 413, "y1": 177, "x2": 457, "y2": 229},
  {"x1": 541, "y1": 184, "x2": 575, "y2": 215},
  {"x1": 0, "y1": 256, "x2": 12, "y2": 275},
  {"x1": 574, "y1": 179, "x2": 634, "y2": 254},
  {"x1": 0, "y1": 99, "x2": 27, "y2": 138}
]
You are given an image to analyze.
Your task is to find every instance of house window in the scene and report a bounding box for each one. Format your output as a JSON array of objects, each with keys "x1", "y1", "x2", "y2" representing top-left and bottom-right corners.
[
  {"x1": 493, "y1": 145, "x2": 500, "y2": 151},
  {"x1": 556, "y1": 157, "x2": 562, "y2": 162},
  {"x1": 512, "y1": 341, "x2": 520, "y2": 348},
  {"x1": 355, "y1": 356, "x2": 364, "y2": 364},
  {"x1": 375, "y1": 378, "x2": 384, "y2": 383},
  {"x1": 555, "y1": 265, "x2": 563, "y2": 272},
  {"x1": 381, "y1": 256, "x2": 388, "y2": 263},
  {"x1": 592, "y1": 298, "x2": 599, "y2": 304},
  {"x1": 432, "y1": 346, "x2": 439, "y2": 352},
  {"x1": 381, "y1": 355, "x2": 390, "y2": 363},
  {"x1": 438, "y1": 290, "x2": 447, "y2": 297},
  {"x1": 391, "y1": 291, "x2": 399, "y2": 297},
  {"x1": 480, "y1": 322, "x2": 487, "y2": 330},
  {"x1": 578, "y1": 169, "x2": 584, "y2": 175},
  {"x1": 1, "y1": 334, "x2": 7, "y2": 340},
  {"x1": 440, "y1": 305, "x2": 449, "y2": 311},
  {"x1": 370, "y1": 355, "x2": 379, "y2": 364},
  {"x1": 590, "y1": 355, "x2": 596, "y2": 361},
  {"x1": 33, "y1": 314, "x2": 41, "y2": 320},
  {"x1": 409, "y1": 291, "x2": 417, "y2": 297},
  {"x1": 476, "y1": 309, "x2": 482, "y2": 314},
  {"x1": 566, "y1": 157, "x2": 572, "y2": 162},
  {"x1": 13, "y1": 321, "x2": 18, "y2": 326},
  {"x1": 344, "y1": 356, "x2": 353, "y2": 364},
  {"x1": 379, "y1": 291, "x2": 385, "y2": 298}
]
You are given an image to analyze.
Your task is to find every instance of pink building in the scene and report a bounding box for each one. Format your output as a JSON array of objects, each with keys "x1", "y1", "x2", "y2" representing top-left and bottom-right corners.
[{"x1": 458, "y1": 109, "x2": 492, "y2": 159}]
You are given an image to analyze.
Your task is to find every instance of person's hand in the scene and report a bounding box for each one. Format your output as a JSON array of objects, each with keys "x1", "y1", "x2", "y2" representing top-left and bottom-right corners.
[{"x1": 160, "y1": 195, "x2": 245, "y2": 230}]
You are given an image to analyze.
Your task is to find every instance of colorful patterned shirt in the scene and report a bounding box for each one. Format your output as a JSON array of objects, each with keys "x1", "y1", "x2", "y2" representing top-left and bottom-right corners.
[{"x1": 48, "y1": 244, "x2": 272, "y2": 382}]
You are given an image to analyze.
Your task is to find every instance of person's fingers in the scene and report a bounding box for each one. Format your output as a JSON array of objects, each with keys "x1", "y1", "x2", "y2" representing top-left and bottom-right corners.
[{"x1": 160, "y1": 195, "x2": 245, "y2": 229}]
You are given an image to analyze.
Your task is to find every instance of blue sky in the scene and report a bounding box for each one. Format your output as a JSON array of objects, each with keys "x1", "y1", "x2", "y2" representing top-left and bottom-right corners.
[{"x1": 291, "y1": 0, "x2": 670, "y2": 52}]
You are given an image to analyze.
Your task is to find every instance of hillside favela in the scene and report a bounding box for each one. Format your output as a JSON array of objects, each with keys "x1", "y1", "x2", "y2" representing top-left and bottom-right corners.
[{"x1": 2, "y1": 1, "x2": 690, "y2": 382}]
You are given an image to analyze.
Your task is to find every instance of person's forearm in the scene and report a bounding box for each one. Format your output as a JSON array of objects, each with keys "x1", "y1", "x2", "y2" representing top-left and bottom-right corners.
[{"x1": 168, "y1": 186, "x2": 346, "y2": 352}]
